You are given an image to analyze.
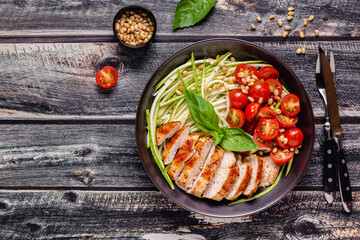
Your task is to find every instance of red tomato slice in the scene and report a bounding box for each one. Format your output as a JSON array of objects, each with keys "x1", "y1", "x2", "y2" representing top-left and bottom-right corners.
[
  {"x1": 242, "y1": 119, "x2": 258, "y2": 135},
  {"x1": 249, "y1": 82, "x2": 271, "y2": 102},
  {"x1": 284, "y1": 127, "x2": 304, "y2": 148},
  {"x1": 265, "y1": 78, "x2": 283, "y2": 96},
  {"x1": 96, "y1": 66, "x2": 118, "y2": 88},
  {"x1": 245, "y1": 102, "x2": 261, "y2": 122},
  {"x1": 256, "y1": 106, "x2": 276, "y2": 121},
  {"x1": 276, "y1": 114, "x2": 298, "y2": 128},
  {"x1": 281, "y1": 94, "x2": 301, "y2": 117},
  {"x1": 270, "y1": 148, "x2": 294, "y2": 164},
  {"x1": 256, "y1": 66, "x2": 279, "y2": 80},
  {"x1": 234, "y1": 64, "x2": 258, "y2": 84},
  {"x1": 227, "y1": 108, "x2": 246, "y2": 128},
  {"x1": 229, "y1": 89, "x2": 249, "y2": 109},
  {"x1": 275, "y1": 133, "x2": 289, "y2": 149},
  {"x1": 256, "y1": 118, "x2": 280, "y2": 140},
  {"x1": 254, "y1": 130, "x2": 272, "y2": 147}
]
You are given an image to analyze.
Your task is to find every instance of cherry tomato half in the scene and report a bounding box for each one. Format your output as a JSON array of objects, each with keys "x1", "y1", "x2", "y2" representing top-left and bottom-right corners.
[
  {"x1": 96, "y1": 66, "x2": 118, "y2": 88},
  {"x1": 281, "y1": 94, "x2": 301, "y2": 117},
  {"x1": 227, "y1": 108, "x2": 246, "y2": 128},
  {"x1": 256, "y1": 106, "x2": 276, "y2": 121},
  {"x1": 254, "y1": 130, "x2": 272, "y2": 148},
  {"x1": 265, "y1": 78, "x2": 283, "y2": 96},
  {"x1": 284, "y1": 127, "x2": 304, "y2": 148},
  {"x1": 249, "y1": 82, "x2": 271, "y2": 103},
  {"x1": 256, "y1": 118, "x2": 280, "y2": 140},
  {"x1": 234, "y1": 64, "x2": 258, "y2": 84},
  {"x1": 242, "y1": 119, "x2": 258, "y2": 135},
  {"x1": 270, "y1": 148, "x2": 294, "y2": 164},
  {"x1": 245, "y1": 102, "x2": 261, "y2": 122},
  {"x1": 229, "y1": 89, "x2": 249, "y2": 109},
  {"x1": 275, "y1": 133, "x2": 289, "y2": 149},
  {"x1": 256, "y1": 66, "x2": 279, "y2": 80},
  {"x1": 276, "y1": 114, "x2": 298, "y2": 128}
]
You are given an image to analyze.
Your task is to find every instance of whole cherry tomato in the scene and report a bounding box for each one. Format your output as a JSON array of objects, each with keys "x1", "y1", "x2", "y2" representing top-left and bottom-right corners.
[
  {"x1": 229, "y1": 89, "x2": 249, "y2": 109},
  {"x1": 245, "y1": 102, "x2": 261, "y2": 122},
  {"x1": 249, "y1": 82, "x2": 271, "y2": 102},
  {"x1": 284, "y1": 127, "x2": 304, "y2": 148}
]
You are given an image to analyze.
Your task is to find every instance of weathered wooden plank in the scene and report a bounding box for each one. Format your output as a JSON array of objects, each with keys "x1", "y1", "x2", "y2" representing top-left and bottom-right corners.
[
  {"x1": 0, "y1": 41, "x2": 359, "y2": 118},
  {"x1": 0, "y1": 0, "x2": 358, "y2": 38},
  {"x1": 0, "y1": 124, "x2": 358, "y2": 188},
  {"x1": 0, "y1": 190, "x2": 358, "y2": 239}
]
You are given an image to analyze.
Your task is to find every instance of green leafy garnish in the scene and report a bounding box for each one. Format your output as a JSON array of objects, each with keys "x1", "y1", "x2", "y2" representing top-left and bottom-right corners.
[
  {"x1": 173, "y1": 0, "x2": 217, "y2": 29},
  {"x1": 217, "y1": 127, "x2": 257, "y2": 152}
]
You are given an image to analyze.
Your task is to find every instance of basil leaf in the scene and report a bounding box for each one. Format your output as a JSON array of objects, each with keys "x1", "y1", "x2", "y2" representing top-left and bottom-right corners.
[
  {"x1": 177, "y1": 70, "x2": 219, "y2": 132},
  {"x1": 173, "y1": 0, "x2": 217, "y2": 29},
  {"x1": 213, "y1": 131, "x2": 224, "y2": 146},
  {"x1": 219, "y1": 127, "x2": 257, "y2": 152}
]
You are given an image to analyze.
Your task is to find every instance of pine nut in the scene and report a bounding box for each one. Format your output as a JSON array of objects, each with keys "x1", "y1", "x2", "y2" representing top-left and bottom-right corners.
[
  {"x1": 258, "y1": 97, "x2": 263, "y2": 104},
  {"x1": 272, "y1": 147, "x2": 278, "y2": 153},
  {"x1": 268, "y1": 98, "x2": 273, "y2": 105},
  {"x1": 301, "y1": 47, "x2": 306, "y2": 54},
  {"x1": 270, "y1": 15, "x2": 275, "y2": 20},
  {"x1": 238, "y1": 72, "x2": 245, "y2": 78},
  {"x1": 274, "y1": 96, "x2": 281, "y2": 101},
  {"x1": 283, "y1": 31, "x2": 288, "y2": 38},
  {"x1": 217, "y1": 76, "x2": 225, "y2": 80},
  {"x1": 252, "y1": 75, "x2": 258, "y2": 80},
  {"x1": 275, "y1": 109, "x2": 282, "y2": 114},
  {"x1": 226, "y1": 71, "x2": 231, "y2": 77},
  {"x1": 296, "y1": 48, "x2": 302, "y2": 54},
  {"x1": 198, "y1": 76, "x2": 202, "y2": 80},
  {"x1": 278, "y1": 19, "x2": 283, "y2": 27},
  {"x1": 285, "y1": 25, "x2": 291, "y2": 31},
  {"x1": 241, "y1": 78, "x2": 247, "y2": 84},
  {"x1": 204, "y1": 86, "x2": 208, "y2": 91},
  {"x1": 314, "y1": 29, "x2": 319, "y2": 37},
  {"x1": 259, "y1": 150, "x2": 264, "y2": 156},
  {"x1": 280, "y1": 128, "x2": 285, "y2": 133},
  {"x1": 222, "y1": 66, "x2": 228, "y2": 72},
  {"x1": 308, "y1": 15, "x2": 314, "y2": 22},
  {"x1": 287, "y1": 16, "x2": 293, "y2": 21},
  {"x1": 298, "y1": 145, "x2": 302, "y2": 148},
  {"x1": 283, "y1": 138, "x2": 289, "y2": 145},
  {"x1": 246, "y1": 76, "x2": 251, "y2": 82},
  {"x1": 198, "y1": 64, "x2": 203, "y2": 70},
  {"x1": 248, "y1": 82, "x2": 254, "y2": 86},
  {"x1": 290, "y1": 148, "x2": 295, "y2": 152},
  {"x1": 283, "y1": 149, "x2": 290, "y2": 153},
  {"x1": 294, "y1": 148, "x2": 299, "y2": 154},
  {"x1": 303, "y1": 19, "x2": 308, "y2": 26},
  {"x1": 299, "y1": 31, "x2": 305, "y2": 39},
  {"x1": 256, "y1": 16, "x2": 262, "y2": 22},
  {"x1": 280, "y1": 135, "x2": 284, "y2": 142},
  {"x1": 248, "y1": 96, "x2": 255, "y2": 102},
  {"x1": 176, "y1": 90, "x2": 182, "y2": 95},
  {"x1": 182, "y1": 70, "x2": 189, "y2": 77},
  {"x1": 225, "y1": 85, "x2": 230, "y2": 91},
  {"x1": 190, "y1": 87, "x2": 197, "y2": 91},
  {"x1": 178, "y1": 86, "x2": 184, "y2": 91},
  {"x1": 288, "y1": 7, "x2": 294, "y2": 11},
  {"x1": 216, "y1": 55, "x2": 220, "y2": 60},
  {"x1": 274, "y1": 89, "x2": 279, "y2": 96},
  {"x1": 242, "y1": 89, "x2": 249, "y2": 94},
  {"x1": 219, "y1": 62, "x2": 225, "y2": 67},
  {"x1": 270, "y1": 105, "x2": 274, "y2": 109},
  {"x1": 208, "y1": 87, "x2": 213, "y2": 92},
  {"x1": 288, "y1": 12, "x2": 294, "y2": 16},
  {"x1": 230, "y1": 57, "x2": 235, "y2": 62},
  {"x1": 251, "y1": 24, "x2": 256, "y2": 30}
]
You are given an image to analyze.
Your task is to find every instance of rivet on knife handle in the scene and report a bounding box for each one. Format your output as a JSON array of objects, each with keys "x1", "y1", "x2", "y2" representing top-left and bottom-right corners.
[
  {"x1": 336, "y1": 149, "x2": 352, "y2": 203},
  {"x1": 323, "y1": 139, "x2": 337, "y2": 193}
]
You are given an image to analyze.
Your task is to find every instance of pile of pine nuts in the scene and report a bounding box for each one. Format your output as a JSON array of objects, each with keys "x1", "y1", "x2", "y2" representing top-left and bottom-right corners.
[{"x1": 115, "y1": 10, "x2": 154, "y2": 47}]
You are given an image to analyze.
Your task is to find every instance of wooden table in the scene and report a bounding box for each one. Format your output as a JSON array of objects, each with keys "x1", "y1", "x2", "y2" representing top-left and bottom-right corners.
[{"x1": 0, "y1": 1, "x2": 359, "y2": 239}]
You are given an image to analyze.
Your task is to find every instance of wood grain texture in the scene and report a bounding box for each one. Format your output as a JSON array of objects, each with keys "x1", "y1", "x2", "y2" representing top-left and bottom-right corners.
[
  {"x1": 0, "y1": 190, "x2": 358, "y2": 239},
  {"x1": 0, "y1": 124, "x2": 358, "y2": 188},
  {"x1": 0, "y1": 41, "x2": 359, "y2": 118},
  {"x1": 0, "y1": 0, "x2": 359, "y2": 38}
]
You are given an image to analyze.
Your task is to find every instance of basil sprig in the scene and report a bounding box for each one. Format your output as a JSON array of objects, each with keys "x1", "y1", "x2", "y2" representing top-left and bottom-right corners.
[
  {"x1": 173, "y1": 0, "x2": 217, "y2": 29},
  {"x1": 178, "y1": 70, "x2": 257, "y2": 152}
]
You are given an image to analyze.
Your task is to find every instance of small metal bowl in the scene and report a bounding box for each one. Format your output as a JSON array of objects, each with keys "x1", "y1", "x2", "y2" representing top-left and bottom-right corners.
[{"x1": 113, "y1": 5, "x2": 157, "y2": 49}]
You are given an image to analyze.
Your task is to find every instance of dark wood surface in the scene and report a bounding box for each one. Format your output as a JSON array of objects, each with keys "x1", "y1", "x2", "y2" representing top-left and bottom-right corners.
[{"x1": 0, "y1": 1, "x2": 359, "y2": 239}]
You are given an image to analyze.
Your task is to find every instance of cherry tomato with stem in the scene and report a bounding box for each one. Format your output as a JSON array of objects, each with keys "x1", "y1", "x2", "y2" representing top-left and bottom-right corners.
[
  {"x1": 284, "y1": 127, "x2": 304, "y2": 148},
  {"x1": 256, "y1": 66, "x2": 279, "y2": 80},
  {"x1": 245, "y1": 102, "x2": 261, "y2": 122},
  {"x1": 249, "y1": 82, "x2": 271, "y2": 102},
  {"x1": 270, "y1": 148, "x2": 294, "y2": 164},
  {"x1": 227, "y1": 108, "x2": 246, "y2": 128},
  {"x1": 256, "y1": 118, "x2": 280, "y2": 140},
  {"x1": 96, "y1": 66, "x2": 118, "y2": 88},
  {"x1": 229, "y1": 89, "x2": 249, "y2": 109},
  {"x1": 281, "y1": 94, "x2": 301, "y2": 117}
]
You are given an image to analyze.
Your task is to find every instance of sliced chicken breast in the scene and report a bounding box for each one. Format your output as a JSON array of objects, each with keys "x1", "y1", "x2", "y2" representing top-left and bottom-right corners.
[
  {"x1": 168, "y1": 134, "x2": 200, "y2": 180},
  {"x1": 175, "y1": 137, "x2": 213, "y2": 191},
  {"x1": 243, "y1": 154, "x2": 263, "y2": 197},
  {"x1": 187, "y1": 146, "x2": 224, "y2": 197},
  {"x1": 156, "y1": 121, "x2": 181, "y2": 146},
  {"x1": 162, "y1": 126, "x2": 190, "y2": 165},
  {"x1": 259, "y1": 155, "x2": 281, "y2": 187},
  {"x1": 225, "y1": 161, "x2": 252, "y2": 201},
  {"x1": 202, "y1": 150, "x2": 239, "y2": 201}
]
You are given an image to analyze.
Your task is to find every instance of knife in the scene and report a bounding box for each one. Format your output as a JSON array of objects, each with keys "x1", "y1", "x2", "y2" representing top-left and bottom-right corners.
[
  {"x1": 316, "y1": 52, "x2": 336, "y2": 203},
  {"x1": 319, "y1": 46, "x2": 352, "y2": 213}
]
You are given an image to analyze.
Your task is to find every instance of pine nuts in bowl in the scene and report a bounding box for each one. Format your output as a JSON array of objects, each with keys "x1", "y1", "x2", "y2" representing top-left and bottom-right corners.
[{"x1": 113, "y1": 6, "x2": 157, "y2": 48}]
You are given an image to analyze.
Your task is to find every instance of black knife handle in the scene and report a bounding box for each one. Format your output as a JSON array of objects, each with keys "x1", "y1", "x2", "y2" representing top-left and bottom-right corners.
[
  {"x1": 323, "y1": 139, "x2": 337, "y2": 192},
  {"x1": 337, "y1": 149, "x2": 352, "y2": 202}
]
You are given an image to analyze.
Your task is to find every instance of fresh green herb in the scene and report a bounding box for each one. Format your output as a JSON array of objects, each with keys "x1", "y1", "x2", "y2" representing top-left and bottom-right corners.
[
  {"x1": 173, "y1": 0, "x2": 217, "y2": 29},
  {"x1": 178, "y1": 70, "x2": 219, "y2": 132},
  {"x1": 229, "y1": 164, "x2": 286, "y2": 205},
  {"x1": 217, "y1": 127, "x2": 257, "y2": 152}
]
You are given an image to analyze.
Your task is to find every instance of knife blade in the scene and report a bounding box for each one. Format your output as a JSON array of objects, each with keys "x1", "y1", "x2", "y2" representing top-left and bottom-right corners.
[{"x1": 319, "y1": 46, "x2": 352, "y2": 213}]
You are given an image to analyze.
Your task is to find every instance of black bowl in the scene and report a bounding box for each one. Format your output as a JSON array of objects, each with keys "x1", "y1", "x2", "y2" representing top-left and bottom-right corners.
[
  {"x1": 113, "y1": 5, "x2": 157, "y2": 49},
  {"x1": 135, "y1": 38, "x2": 315, "y2": 217}
]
